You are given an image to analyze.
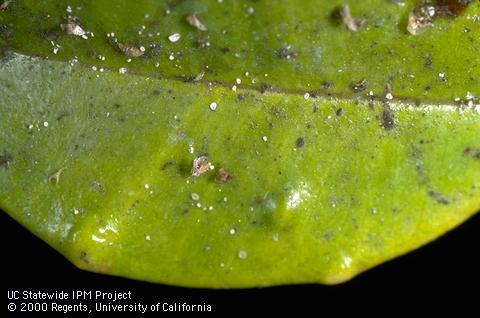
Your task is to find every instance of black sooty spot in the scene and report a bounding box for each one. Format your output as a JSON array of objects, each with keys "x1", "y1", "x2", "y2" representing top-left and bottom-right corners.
[{"x1": 295, "y1": 137, "x2": 305, "y2": 148}]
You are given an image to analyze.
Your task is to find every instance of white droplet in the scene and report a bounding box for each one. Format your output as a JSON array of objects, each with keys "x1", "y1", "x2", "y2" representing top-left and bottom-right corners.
[
  {"x1": 43, "y1": 121, "x2": 49, "y2": 127},
  {"x1": 168, "y1": 33, "x2": 181, "y2": 42},
  {"x1": 209, "y1": 102, "x2": 217, "y2": 111},
  {"x1": 191, "y1": 193, "x2": 200, "y2": 200},
  {"x1": 262, "y1": 136, "x2": 268, "y2": 142},
  {"x1": 229, "y1": 228, "x2": 236, "y2": 235},
  {"x1": 144, "y1": 184, "x2": 149, "y2": 189},
  {"x1": 385, "y1": 93, "x2": 393, "y2": 100},
  {"x1": 304, "y1": 92, "x2": 310, "y2": 100},
  {"x1": 118, "y1": 67, "x2": 127, "y2": 74},
  {"x1": 238, "y1": 250, "x2": 247, "y2": 259},
  {"x1": 145, "y1": 235, "x2": 151, "y2": 241},
  {"x1": 236, "y1": 78, "x2": 242, "y2": 84},
  {"x1": 272, "y1": 233, "x2": 279, "y2": 241}
]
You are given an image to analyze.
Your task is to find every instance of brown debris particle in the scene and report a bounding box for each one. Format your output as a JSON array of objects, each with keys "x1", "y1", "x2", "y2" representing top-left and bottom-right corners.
[
  {"x1": 61, "y1": 17, "x2": 86, "y2": 37},
  {"x1": 407, "y1": 0, "x2": 472, "y2": 35},
  {"x1": 191, "y1": 156, "x2": 213, "y2": 177},
  {"x1": 116, "y1": 42, "x2": 144, "y2": 57},
  {"x1": 351, "y1": 79, "x2": 368, "y2": 92},
  {"x1": 0, "y1": 0, "x2": 13, "y2": 11},
  {"x1": 215, "y1": 168, "x2": 232, "y2": 183},
  {"x1": 339, "y1": 5, "x2": 366, "y2": 32},
  {"x1": 186, "y1": 14, "x2": 207, "y2": 31},
  {"x1": 108, "y1": 35, "x2": 144, "y2": 57},
  {"x1": 193, "y1": 70, "x2": 205, "y2": 82},
  {"x1": 49, "y1": 168, "x2": 64, "y2": 184}
]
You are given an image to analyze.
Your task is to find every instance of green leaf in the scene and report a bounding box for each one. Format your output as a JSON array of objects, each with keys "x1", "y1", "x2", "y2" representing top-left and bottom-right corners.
[{"x1": 0, "y1": 0, "x2": 479, "y2": 287}]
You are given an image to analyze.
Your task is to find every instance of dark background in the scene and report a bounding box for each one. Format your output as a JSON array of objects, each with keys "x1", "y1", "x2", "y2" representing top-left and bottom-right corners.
[{"x1": 3, "y1": 209, "x2": 479, "y2": 315}]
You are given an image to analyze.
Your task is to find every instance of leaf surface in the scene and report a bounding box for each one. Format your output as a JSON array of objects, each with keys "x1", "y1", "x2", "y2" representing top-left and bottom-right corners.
[{"x1": 0, "y1": 0, "x2": 479, "y2": 287}]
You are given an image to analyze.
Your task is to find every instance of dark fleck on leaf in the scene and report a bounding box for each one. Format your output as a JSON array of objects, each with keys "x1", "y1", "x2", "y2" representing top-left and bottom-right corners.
[
  {"x1": 428, "y1": 190, "x2": 450, "y2": 205},
  {"x1": 295, "y1": 137, "x2": 305, "y2": 148},
  {"x1": 0, "y1": 151, "x2": 13, "y2": 169},
  {"x1": 381, "y1": 105, "x2": 395, "y2": 130},
  {"x1": 276, "y1": 45, "x2": 299, "y2": 60},
  {"x1": 0, "y1": 25, "x2": 12, "y2": 39},
  {"x1": 351, "y1": 79, "x2": 368, "y2": 92}
]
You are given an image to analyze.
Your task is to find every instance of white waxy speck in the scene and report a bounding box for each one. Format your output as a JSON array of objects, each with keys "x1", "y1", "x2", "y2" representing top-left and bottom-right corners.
[
  {"x1": 188, "y1": 145, "x2": 194, "y2": 154},
  {"x1": 304, "y1": 92, "x2": 310, "y2": 100},
  {"x1": 236, "y1": 78, "x2": 242, "y2": 84},
  {"x1": 144, "y1": 184, "x2": 149, "y2": 189},
  {"x1": 208, "y1": 206, "x2": 213, "y2": 211},
  {"x1": 145, "y1": 235, "x2": 151, "y2": 241},
  {"x1": 92, "y1": 66, "x2": 97, "y2": 71},
  {"x1": 232, "y1": 85, "x2": 237, "y2": 92},
  {"x1": 66, "y1": 5, "x2": 72, "y2": 13},
  {"x1": 169, "y1": 54, "x2": 175, "y2": 60},
  {"x1": 91, "y1": 235, "x2": 106, "y2": 243},
  {"x1": 223, "y1": 197, "x2": 228, "y2": 202},
  {"x1": 229, "y1": 228, "x2": 236, "y2": 235},
  {"x1": 43, "y1": 121, "x2": 49, "y2": 127},
  {"x1": 385, "y1": 93, "x2": 393, "y2": 100},
  {"x1": 247, "y1": 7, "x2": 255, "y2": 14},
  {"x1": 371, "y1": 207, "x2": 377, "y2": 214},
  {"x1": 51, "y1": 42, "x2": 61, "y2": 54},
  {"x1": 341, "y1": 256, "x2": 352, "y2": 269},
  {"x1": 191, "y1": 193, "x2": 200, "y2": 201},
  {"x1": 262, "y1": 136, "x2": 268, "y2": 142},
  {"x1": 196, "y1": 202, "x2": 202, "y2": 208},
  {"x1": 439, "y1": 72, "x2": 445, "y2": 78},
  {"x1": 238, "y1": 250, "x2": 247, "y2": 259},
  {"x1": 272, "y1": 233, "x2": 279, "y2": 241},
  {"x1": 209, "y1": 102, "x2": 217, "y2": 111},
  {"x1": 245, "y1": 71, "x2": 249, "y2": 76},
  {"x1": 139, "y1": 46, "x2": 146, "y2": 52},
  {"x1": 119, "y1": 67, "x2": 127, "y2": 74},
  {"x1": 73, "y1": 208, "x2": 79, "y2": 215},
  {"x1": 127, "y1": 58, "x2": 132, "y2": 63},
  {"x1": 168, "y1": 33, "x2": 181, "y2": 42}
]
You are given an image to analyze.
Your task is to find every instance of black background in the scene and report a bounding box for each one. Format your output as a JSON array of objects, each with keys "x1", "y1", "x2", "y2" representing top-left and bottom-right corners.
[{"x1": 3, "y1": 209, "x2": 479, "y2": 315}]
